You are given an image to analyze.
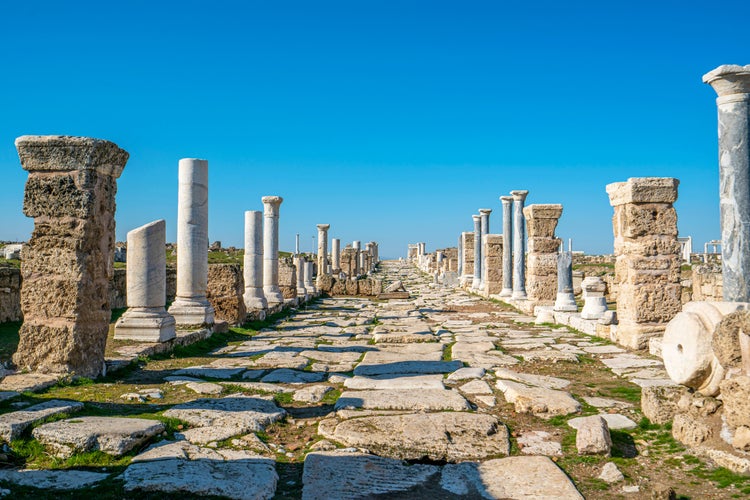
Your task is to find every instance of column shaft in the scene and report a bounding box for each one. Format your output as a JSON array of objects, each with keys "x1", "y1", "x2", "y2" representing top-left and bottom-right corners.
[
  {"x1": 243, "y1": 210, "x2": 267, "y2": 310},
  {"x1": 511, "y1": 190, "x2": 529, "y2": 299},
  {"x1": 500, "y1": 196, "x2": 513, "y2": 296},
  {"x1": 262, "y1": 196, "x2": 284, "y2": 305}
]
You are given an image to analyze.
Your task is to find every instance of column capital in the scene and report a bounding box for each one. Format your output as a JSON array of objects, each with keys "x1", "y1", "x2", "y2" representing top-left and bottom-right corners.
[
  {"x1": 316, "y1": 224, "x2": 330, "y2": 231},
  {"x1": 499, "y1": 195, "x2": 513, "y2": 205},
  {"x1": 16, "y1": 135, "x2": 129, "y2": 177},
  {"x1": 472, "y1": 214, "x2": 481, "y2": 222},
  {"x1": 510, "y1": 190, "x2": 529, "y2": 202},
  {"x1": 261, "y1": 195, "x2": 283, "y2": 206},
  {"x1": 479, "y1": 208, "x2": 492, "y2": 215},
  {"x1": 703, "y1": 64, "x2": 750, "y2": 97}
]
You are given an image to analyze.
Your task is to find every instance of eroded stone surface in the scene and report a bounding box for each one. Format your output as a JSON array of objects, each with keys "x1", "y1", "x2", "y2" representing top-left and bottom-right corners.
[
  {"x1": 163, "y1": 395, "x2": 285, "y2": 434},
  {"x1": 0, "y1": 400, "x2": 84, "y2": 442}
]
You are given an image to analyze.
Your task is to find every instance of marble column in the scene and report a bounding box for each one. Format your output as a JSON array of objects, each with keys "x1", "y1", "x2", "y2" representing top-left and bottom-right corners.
[
  {"x1": 331, "y1": 238, "x2": 341, "y2": 273},
  {"x1": 457, "y1": 235, "x2": 464, "y2": 277},
  {"x1": 479, "y1": 208, "x2": 491, "y2": 290},
  {"x1": 243, "y1": 210, "x2": 267, "y2": 311},
  {"x1": 316, "y1": 224, "x2": 330, "y2": 279},
  {"x1": 115, "y1": 220, "x2": 176, "y2": 341},
  {"x1": 353, "y1": 240, "x2": 361, "y2": 276},
  {"x1": 554, "y1": 249, "x2": 577, "y2": 311},
  {"x1": 14, "y1": 135, "x2": 128, "y2": 377},
  {"x1": 704, "y1": 65, "x2": 750, "y2": 302},
  {"x1": 471, "y1": 215, "x2": 482, "y2": 290},
  {"x1": 169, "y1": 158, "x2": 215, "y2": 326},
  {"x1": 511, "y1": 190, "x2": 529, "y2": 299},
  {"x1": 304, "y1": 261, "x2": 316, "y2": 294},
  {"x1": 499, "y1": 196, "x2": 514, "y2": 297},
  {"x1": 296, "y1": 256, "x2": 308, "y2": 300},
  {"x1": 262, "y1": 196, "x2": 284, "y2": 305}
]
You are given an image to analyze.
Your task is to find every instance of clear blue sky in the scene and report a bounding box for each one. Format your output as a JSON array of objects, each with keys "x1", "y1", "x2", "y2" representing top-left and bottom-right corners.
[{"x1": 0, "y1": 1, "x2": 746, "y2": 259}]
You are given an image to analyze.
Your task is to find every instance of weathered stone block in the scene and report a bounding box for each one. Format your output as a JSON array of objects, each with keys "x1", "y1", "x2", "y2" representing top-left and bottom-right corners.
[
  {"x1": 606, "y1": 177, "x2": 679, "y2": 206},
  {"x1": 720, "y1": 376, "x2": 750, "y2": 428},
  {"x1": 206, "y1": 264, "x2": 246, "y2": 326},
  {"x1": 278, "y1": 258, "x2": 297, "y2": 299},
  {"x1": 613, "y1": 204, "x2": 678, "y2": 238}
]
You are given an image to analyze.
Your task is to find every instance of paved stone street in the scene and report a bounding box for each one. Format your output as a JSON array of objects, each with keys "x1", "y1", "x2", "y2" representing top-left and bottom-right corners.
[{"x1": 0, "y1": 260, "x2": 743, "y2": 499}]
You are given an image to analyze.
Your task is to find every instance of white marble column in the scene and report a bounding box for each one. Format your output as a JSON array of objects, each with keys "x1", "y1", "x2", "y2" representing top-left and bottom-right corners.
[
  {"x1": 704, "y1": 65, "x2": 750, "y2": 302},
  {"x1": 296, "y1": 255, "x2": 308, "y2": 300},
  {"x1": 479, "y1": 208, "x2": 491, "y2": 290},
  {"x1": 457, "y1": 234, "x2": 464, "y2": 277},
  {"x1": 304, "y1": 261, "x2": 316, "y2": 294},
  {"x1": 331, "y1": 238, "x2": 341, "y2": 272},
  {"x1": 243, "y1": 210, "x2": 267, "y2": 311},
  {"x1": 511, "y1": 190, "x2": 529, "y2": 299},
  {"x1": 115, "y1": 220, "x2": 176, "y2": 341},
  {"x1": 316, "y1": 224, "x2": 330, "y2": 279},
  {"x1": 353, "y1": 240, "x2": 361, "y2": 276},
  {"x1": 262, "y1": 196, "x2": 284, "y2": 305},
  {"x1": 168, "y1": 158, "x2": 215, "y2": 326},
  {"x1": 499, "y1": 196, "x2": 513, "y2": 297},
  {"x1": 471, "y1": 215, "x2": 482, "y2": 290}
]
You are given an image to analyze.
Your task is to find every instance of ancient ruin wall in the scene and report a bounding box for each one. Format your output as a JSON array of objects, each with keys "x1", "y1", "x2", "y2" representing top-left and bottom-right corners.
[
  {"x1": 523, "y1": 204, "x2": 562, "y2": 303},
  {"x1": 206, "y1": 263, "x2": 246, "y2": 326}
]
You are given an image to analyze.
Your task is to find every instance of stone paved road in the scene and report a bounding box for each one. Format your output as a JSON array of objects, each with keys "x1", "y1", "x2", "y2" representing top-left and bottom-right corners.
[{"x1": 0, "y1": 260, "x2": 738, "y2": 499}]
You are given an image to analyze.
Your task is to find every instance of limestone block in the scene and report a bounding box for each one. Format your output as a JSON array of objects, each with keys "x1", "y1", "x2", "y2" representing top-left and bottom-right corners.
[
  {"x1": 640, "y1": 385, "x2": 687, "y2": 425},
  {"x1": 278, "y1": 258, "x2": 297, "y2": 299},
  {"x1": 614, "y1": 236, "x2": 682, "y2": 257},
  {"x1": 205, "y1": 264, "x2": 246, "y2": 326},
  {"x1": 617, "y1": 284, "x2": 682, "y2": 323},
  {"x1": 606, "y1": 177, "x2": 679, "y2": 206},
  {"x1": 345, "y1": 279, "x2": 358, "y2": 295},
  {"x1": 316, "y1": 274, "x2": 334, "y2": 294},
  {"x1": 358, "y1": 279, "x2": 373, "y2": 296},
  {"x1": 523, "y1": 204, "x2": 563, "y2": 238},
  {"x1": 615, "y1": 255, "x2": 681, "y2": 285},
  {"x1": 331, "y1": 278, "x2": 347, "y2": 295},
  {"x1": 0, "y1": 267, "x2": 22, "y2": 323},
  {"x1": 720, "y1": 376, "x2": 750, "y2": 428},
  {"x1": 528, "y1": 238, "x2": 561, "y2": 254},
  {"x1": 712, "y1": 310, "x2": 750, "y2": 370},
  {"x1": 613, "y1": 204, "x2": 678, "y2": 238},
  {"x1": 575, "y1": 416, "x2": 612, "y2": 456},
  {"x1": 672, "y1": 412, "x2": 713, "y2": 447},
  {"x1": 14, "y1": 135, "x2": 128, "y2": 378}
]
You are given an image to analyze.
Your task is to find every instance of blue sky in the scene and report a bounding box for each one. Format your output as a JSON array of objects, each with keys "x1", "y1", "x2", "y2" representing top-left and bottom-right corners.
[{"x1": 0, "y1": 1, "x2": 746, "y2": 258}]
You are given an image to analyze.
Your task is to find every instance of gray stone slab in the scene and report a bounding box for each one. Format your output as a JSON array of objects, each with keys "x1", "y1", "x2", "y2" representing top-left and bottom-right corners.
[
  {"x1": 344, "y1": 374, "x2": 445, "y2": 390},
  {"x1": 496, "y1": 380, "x2": 581, "y2": 418},
  {"x1": 293, "y1": 385, "x2": 333, "y2": 403},
  {"x1": 495, "y1": 368, "x2": 571, "y2": 390},
  {"x1": 599, "y1": 355, "x2": 661, "y2": 374},
  {"x1": 517, "y1": 349, "x2": 579, "y2": 363},
  {"x1": 0, "y1": 400, "x2": 84, "y2": 442},
  {"x1": 163, "y1": 395, "x2": 285, "y2": 433},
  {"x1": 260, "y1": 369, "x2": 326, "y2": 384},
  {"x1": 568, "y1": 413, "x2": 637, "y2": 431},
  {"x1": 459, "y1": 380, "x2": 493, "y2": 394},
  {"x1": 582, "y1": 396, "x2": 633, "y2": 409},
  {"x1": 583, "y1": 345, "x2": 627, "y2": 354},
  {"x1": 298, "y1": 350, "x2": 361, "y2": 363},
  {"x1": 353, "y1": 360, "x2": 462, "y2": 376},
  {"x1": 0, "y1": 373, "x2": 58, "y2": 393},
  {"x1": 335, "y1": 389, "x2": 470, "y2": 411},
  {"x1": 0, "y1": 469, "x2": 108, "y2": 490},
  {"x1": 517, "y1": 430, "x2": 563, "y2": 456},
  {"x1": 446, "y1": 367, "x2": 486, "y2": 381},
  {"x1": 172, "y1": 366, "x2": 246, "y2": 379}
]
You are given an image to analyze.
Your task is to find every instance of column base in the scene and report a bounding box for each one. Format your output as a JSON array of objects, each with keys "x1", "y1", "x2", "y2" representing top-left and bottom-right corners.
[
  {"x1": 263, "y1": 287, "x2": 285, "y2": 305},
  {"x1": 243, "y1": 291, "x2": 267, "y2": 311},
  {"x1": 499, "y1": 288, "x2": 513, "y2": 297},
  {"x1": 554, "y1": 293, "x2": 578, "y2": 312},
  {"x1": 115, "y1": 307, "x2": 176, "y2": 342},
  {"x1": 168, "y1": 298, "x2": 215, "y2": 327},
  {"x1": 511, "y1": 290, "x2": 528, "y2": 300}
]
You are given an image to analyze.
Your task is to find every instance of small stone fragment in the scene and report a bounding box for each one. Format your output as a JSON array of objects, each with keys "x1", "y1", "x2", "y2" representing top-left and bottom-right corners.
[
  {"x1": 575, "y1": 416, "x2": 612, "y2": 456},
  {"x1": 598, "y1": 462, "x2": 624, "y2": 483}
]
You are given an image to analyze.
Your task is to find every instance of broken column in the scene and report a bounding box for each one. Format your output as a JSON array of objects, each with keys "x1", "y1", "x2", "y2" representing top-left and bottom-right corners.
[
  {"x1": 703, "y1": 65, "x2": 750, "y2": 302},
  {"x1": 115, "y1": 220, "x2": 175, "y2": 341},
  {"x1": 168, "y1": 159, "x2": 215, "y2": 327},
  {"x1": 554, "y1": 248, "x2": 577, "y2": 312},
  {"x1": 331, "y1": 238, "x2": 341, "y2": 273},
  {"x1": 500, "y1": 195, "x2": 514, "y2": 297},
  {"x1": 607, "y1": 177, "x2": 681, "y2": 349},
  {"x1": 460, "y1": 232, "x2": 474, "y2": 288},
  {"x1": 511, "y1": 190, "x2": 529, "y2": 299},
  {"x1": 316, "y1": 224, "x2": 330, "y2": 280},
  {"x1": 262, "y1": 196, "x2": 284, "y2": 305},
  {"x1": 14, "y1": 135, "x2": 128, "y2": 377},
  {"x1": 243, "y1": 210, "x2": 267, "y2": 311},
  {"x1": 471, "y1": 215, "x2": 482, "y2": 291},
  {"x1": 523, "y1": 204, "x2": 562, "y2": 303},
  {"x1": 580, "y1": 277, "x2": 608, "y2": 319}
]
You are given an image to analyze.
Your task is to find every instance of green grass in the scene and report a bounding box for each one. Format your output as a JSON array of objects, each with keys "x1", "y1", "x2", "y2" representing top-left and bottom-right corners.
[
  {"x1": 0, "y1": 320, "x2": 21, "y2": 364},
  {"x1": 273, "y1": 392, "x2": 294, "y2": 405},
  {"x1": 0, "y1": 258, "x2": 21, "y2": 268},
  {"x1": 321, "y1": 389, "x2": 341, "y2": 405},
  {"x1": 442, "y1": 342, "x2": 454, "y2": 361}
]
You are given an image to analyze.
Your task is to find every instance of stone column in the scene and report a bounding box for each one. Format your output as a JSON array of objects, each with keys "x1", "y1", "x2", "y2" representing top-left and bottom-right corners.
[
  {"x1": 331, "y1": 238, "x2": 341, "y2": 273},
  {"x1": 511, "y1": 190, "x2": 529, "y2": 299},
  {"x1": 296, "y1": 256, "x2": 308, "y2": 300},
  {"x1": 168, "y1": 159, "x2": 215, "y2": 327},
  {"x1": 243, "y1": 210, "x2": 267, "y2": 311},
  {"x1": 704, "y1": 65, "x2": 750, "y2": 302},
  {"x1": 499, "y1": 196, "x2": 514, "y2": 297},
  {"x1": 262, "y1": 196, "x2": 284, "y2": 305},
  {"x1": 14, "y1": 135, "x2": 128, "y2": 377},
  {"x1": 352, "y1": 241, "x2": 361, "y2": 276},
  {"x1": 115, "y1": 220, "x2": 175, "y2": 341},
  {"x1": 523, "y1": 204, "x2": 563, "y2": 303},
  {"x1": 554, "y1": 250, "x2": 577, "y2": 311},
  {"x1": 479, "y1": 208, "x2": 491, "y2": 290},
  {"x1": 471, "y1": 215, "x2": 482, "y2": 290},
  {"x1": 580, "y1": 277, "x2": 608, "y2": 319},
  {"x1": 304, "y1": 261, "x2": 316, "y2": 294},
  {"x1": 316, "y1": 224, "x2": 330, "y2": 280},
  {"x1": 457, "y1": 235, "x2": 464, "y2": 277},
  {"x1": 607, "y1": 177, "x2": 681, "y2": 349},
  {"x1": 459, "y1": 232, "x2": 474, "y2": 287}
]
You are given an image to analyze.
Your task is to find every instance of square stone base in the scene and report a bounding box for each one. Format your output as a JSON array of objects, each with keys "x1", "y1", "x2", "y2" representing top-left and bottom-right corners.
[
  {"x1": 114, "y1": 308, "x2": 176, "y2": 342},
  {"x1": 168, "y1": 299, "x2": 215, "y2": 327},
  {"x1": 613, "y1": 322, "x2": 665, "y2": 350}
]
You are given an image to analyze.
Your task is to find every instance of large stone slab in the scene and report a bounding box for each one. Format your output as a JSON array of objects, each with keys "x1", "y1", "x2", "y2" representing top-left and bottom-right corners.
[
  {"x1": 495, "y1": 368, "x2": 571, "y2": 390},
  {"x1": 353, "y1": 360, "x2": 462, "y2": 376},
  {"x1": 343, "y1": 374, "x2": 444, "y2": 390},
  {"x1": 318, "y1": 412, "x2": 509, "y2": 461},
  {"x1": 0, "y1": 469, "x2": 108, "y2": 490},
  {"x1": 163, "y1": 395, "x2": 285, "y2": 434},
  {"x1": 335, "y1": 389, "x2": 470, "y2": 411},
  {"x1": 302, "y1": 451, "x2": 439, "y2": 500},
  {"x1": 260, "y1": 369, "x2": 326, "y2": 384},
  {"x1": 172, "y1": 366, "x2": 246, "y2": 379},
  {"x1": 496, "y1": 380, "x2": 581, "y2": 418},
  {"x1": 0, "y1": 400, "x2": 84, "y2": 442},
  {"x1": 440, "y1": 457, "x2": 583, "y2": 499},
  {"x1": 32, "y1": 416, "x2": 164, "y2": 458}
]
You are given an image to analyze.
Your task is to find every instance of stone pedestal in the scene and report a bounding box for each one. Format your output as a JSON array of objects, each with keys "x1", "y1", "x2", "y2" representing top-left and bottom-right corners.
[
  {"x1": 607, "y1": 177, "x2": 681, "y2": 349},
  {"x1": 471, "y1": 215, "x2": 482, "y2": 291},
  {"x1": 168, "y1": 159, "x2": 215, "y2": 327},
  {"x1": 499, "y1": 196, "x2": 514, "y2": 297},
  {"x1": 580, "y1": 277, "x2": 608, "y2": 319},
  {"x1": 243, "y1": 210, "x2": 267, "y2": 311},
  {"x1": 554, "y1": 251, "x2": 577, "y2": 312},
  {"x1": 262, "y1": 196, "x2": 284, "y2": 305},
  {"x1": 331, "y1": 238, "x2": 341, "y2": 273},
  {"x1": 481, "y1": 234, "x2": 503, "y2": 296},
  {"x1": 459, "y1": 232, "x2": 474, "y2": 288},
  {"x1": 316, "y1": 224, "x2": 330, "y2": 281},
  {"x1": 523, "y1": 204, "x2": 562, "y2": 303},
  {"x1": 511, "y1": 190, "x2": 529, "y2": 299},
  {"x1": 14, "y1": 135, "x2": 128, "y2": 377},
  {"x1": 115, "y1": 220, "x2": 175, "y2": 342},
  {"x1": 703, "y1": 65, "x2": 750, "y2": 302}
]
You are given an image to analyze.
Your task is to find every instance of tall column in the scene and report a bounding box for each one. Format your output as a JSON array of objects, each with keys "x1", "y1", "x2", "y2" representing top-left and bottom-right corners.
[
  {"x1": 115, "y1": 220, "x2": 176, "y2": 341},
  {"x1": 352, "y1": 240, "x2": 361, "y2": 276},
  {"x1": 316, "y1": 224, "x2": 330, "y2": 280},
  {"x1": 296, "y1": 256, "x2": 308, "y2": 299},
  {"x1": 499, "y1": 196, "x2": 514, "y2": 297},
  {"x1": 14, "y1": 135, "x2": 128, "y2": 377},
  {"x1": 331, "y1": 238, "x2": 341, "y2": 273},
  {"x1": 168, "y1": 158, "x2": 215, "y2": 326},
  {"x1": 524, "y1": 204, "x2": 563, "y2": 303},
  {"x1": 262, "y1": 196, "x2": 284, "y2": 305},
  {"x1": 304, "y1": 261, "x2": 316, "y2": 294},
  {"x1": 243, "y1": 210, "x2": 267, "y2": 311},
  {"x1": 479, "y1": 208, "x2": 491, "y2": 290},
  {"x1": 295, "y1": 234, "x2": 300, "y2": 255},
  {"x1": 471, "y1": 215, "x2": 482, "y2": 290},
  {"x1": 704, "y1": 65, "x2": 750, "y2": 302},
  {"x1": 511, "y1": 190, "x2": 529, "y2": 299},
  {"x1": 457, "y1": 234, "x2": 464, "y2": 277}
]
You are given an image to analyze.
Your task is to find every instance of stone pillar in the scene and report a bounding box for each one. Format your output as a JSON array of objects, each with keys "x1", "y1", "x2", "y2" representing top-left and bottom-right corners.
[
  {"x1": 479, "y1": 208, "x2": 491, "y2": 290},
  {"x1": 14, "y1": 135, "x2": 128, "y2": 377},
  {"x1": 243, "y1": 210, "x2": 267, "y2": 311},
  {"x1": 471, "y1": 215, "x2": 482, "y2": 290},
  {"x1": 703, "y1": 65, "x2": 750, "y2": 302},
  {"x1": 523, "y1": 204, "x2": 563, "y2": 303},
  {"x1": 115, "y1": 220, "x2": 175, "y2": 341},
  {"x1": 296, "y1": 256, "x2": 308, "y2": 300},
  {"x1": 457, "y1": 235, "x2": 464, "y2": 277},
  {"x1": 511, "y1": 190, "x2": 529, "y2": 299},
  {"x1": 459, "y1": 232, "x2": 474, "y2": 287},
  {"x1": 262, "y1": 196, "x2": 284, "y2": 305},
  {"x1": 580, "y1": 277, "x2": 608, "y2": 319},
  {"x1": 168, "y1": 159, "x2": 215, "y2": 327},
  {"x1": 607, "y1": 177, "x2": 681, "y2": 349},
  {"x1": 554, "y1": 250, "x2": 577, "y2": 311},
  {"x1": 352, "y1": 241, "x2": 361, "y2": 276},
  {"x1": 482, "y1": 235, "x2": 504, "y2": 296},
  {"x1": 331, "y1": 238, "x2": 341, "y2": 273},
  {"x1": 304, "y1": 261, "x2": 316, "y2": 294},
  {"x1": 295, "y1": 234, "x2": 300, "y2": 255},
  {"x1": 499, "y1": 196, "x2": 514, "y2": 297},
  {"x1": 316, "y1": 224, "x2": 330, "y2": 280}
]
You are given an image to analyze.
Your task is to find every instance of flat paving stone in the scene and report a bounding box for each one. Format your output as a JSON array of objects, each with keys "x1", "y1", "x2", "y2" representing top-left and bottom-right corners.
[
  {"x1": 185, "y1": 382, "x2": 224, "y2": 394},
  {"x1": 0, "y1": 373, "x2": 58, "y2": 393},
  {"x1": 335, "y1": 389, "x2": 471, "y2": 411},
  {"x1": 568, "y1": 413, "x2": 638, "y2": 431},
  {"x1": 0, "y1": 400, "x2": 84, "y2": 442},
  {"x1": 343, "y1": 374, "x2": 445, "y2": 390},
  {"x1": 495, "y1": 368, "x2": 571, "y2": 390},
  {"x1": 446, "y1": 367, "x2": 486, "y2": 381},
  {"x1": 298, "y1": 350, "x2": 362, "y2": 363},
  {"x1": 293, "y1": 385, "x2": 333, "y2": 403},
  {"x1": 172, "y1": 366, "x2": 246, "y2": 379},
  {"x1": 496, "y1": 380, "x2": 581, "y2": 418},
  {"x1": 318, "y1": 412, "x2": 509, "y2": 461},
  {"x1": 583, "y1": 345, "x2": 627, "y2": 354},
  {"x1": 353, "y1": 360, "x2": 462, "y2": 376},
  {"x1": 0, "y1": 469, "x2": 108, "y2": 490},
  {"x1": 582, "y1": 396, "x2": 634, "y2": 409},
  {"x1": 517, "y1": 349, "x2": 579, "y2": 363},
  {"x1": 32, "y1": 417, "x2": 165, "y2": 458},
  {"x1": 163, "y1": 395, "x2": 285, "y2": 434},
  {"x1": 459, "y1": 379, "x2": 493, "y2": 394},
  {"x1": 260, "y1": 369, "x2": 326, "y2": 384},
  {"x1": 517, "y1": 430, "x2": 563, "y2": 456}
]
